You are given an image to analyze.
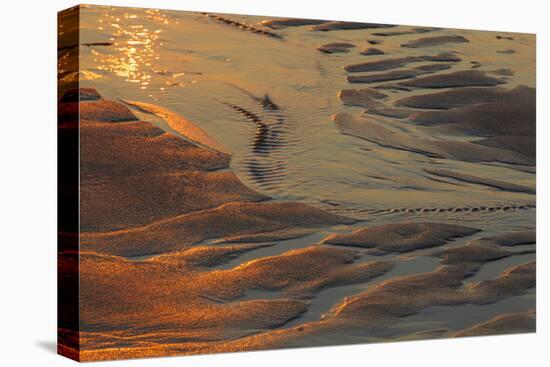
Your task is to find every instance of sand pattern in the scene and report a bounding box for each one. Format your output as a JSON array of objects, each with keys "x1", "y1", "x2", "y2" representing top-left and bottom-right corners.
[
  {"x1": 59, "y1": 7, "x2": 536, "y2": 361},
  {"x1": 58, "y1": 88, "x2": 535, "y2": 361}
]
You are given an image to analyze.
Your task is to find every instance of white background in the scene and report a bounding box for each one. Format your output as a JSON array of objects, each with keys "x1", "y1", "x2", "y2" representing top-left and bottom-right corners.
[{"x1": 0, "y1": 0, "x2": 546, "y2": 365}]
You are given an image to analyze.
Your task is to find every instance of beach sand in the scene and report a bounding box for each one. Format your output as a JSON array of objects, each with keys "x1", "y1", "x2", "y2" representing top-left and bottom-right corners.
[{"x1": 58, "y1": 6, "x2": 536, "y2": 361}]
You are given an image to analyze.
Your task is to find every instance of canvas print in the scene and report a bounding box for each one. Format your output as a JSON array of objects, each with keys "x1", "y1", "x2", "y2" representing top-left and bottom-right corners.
[{"x1": 58, "y1": 4, "x2": 536, "y2": 362}]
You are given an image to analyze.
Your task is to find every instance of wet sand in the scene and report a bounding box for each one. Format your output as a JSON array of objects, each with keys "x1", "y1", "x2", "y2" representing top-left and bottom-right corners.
[
  {"x1": 59, "y1": 5, "x2": 536, "y2": 362},
  {"x1": 58, "y1": 88, "x2": 535, "y2": 361}
]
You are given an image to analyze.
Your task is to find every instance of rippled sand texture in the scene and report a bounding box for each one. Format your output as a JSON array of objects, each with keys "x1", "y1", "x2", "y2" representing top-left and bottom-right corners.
[{"x1": 58, "y1": 5, "x2": 535, "y2": 362}]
